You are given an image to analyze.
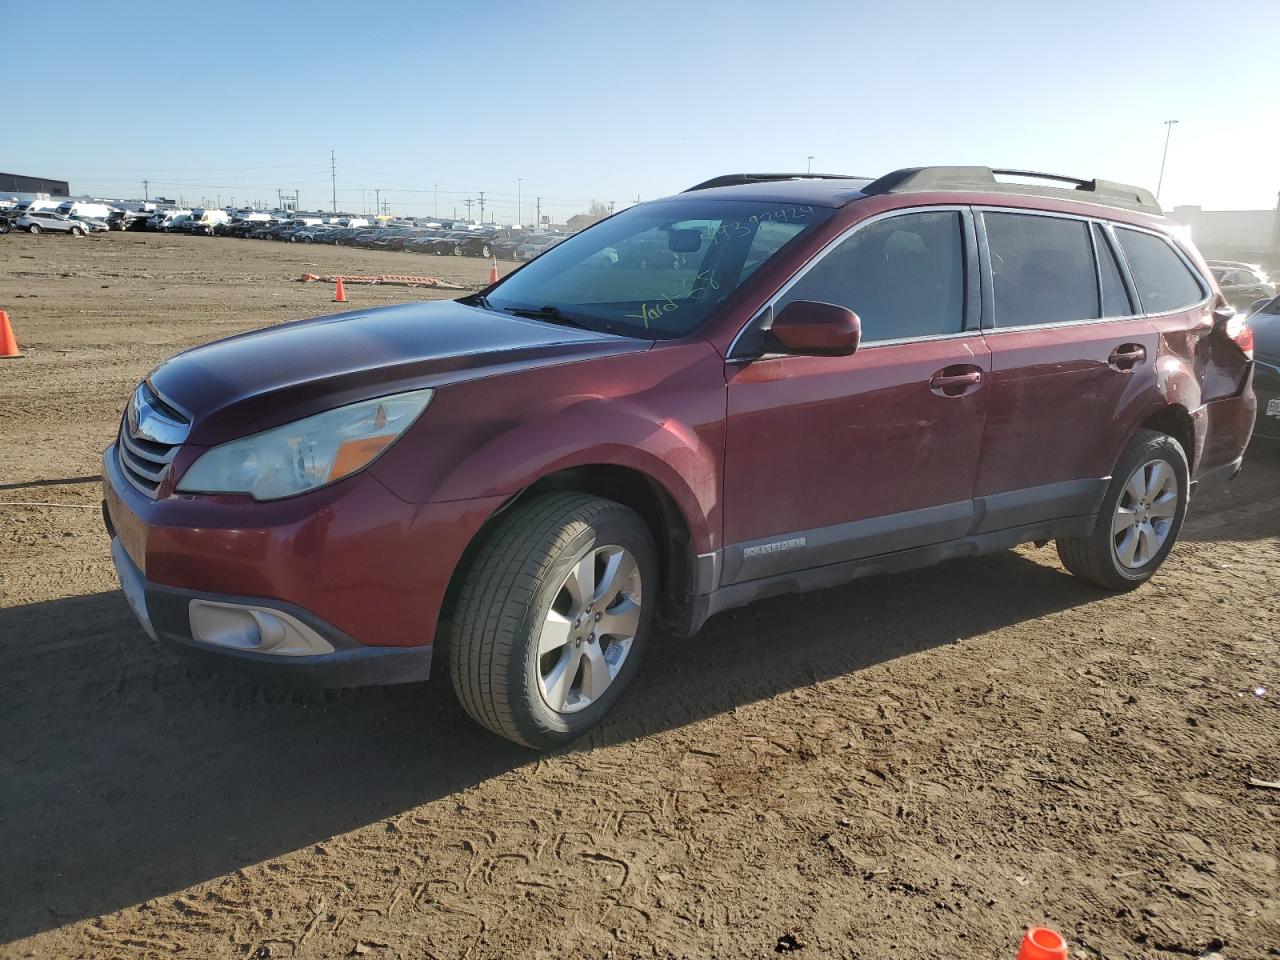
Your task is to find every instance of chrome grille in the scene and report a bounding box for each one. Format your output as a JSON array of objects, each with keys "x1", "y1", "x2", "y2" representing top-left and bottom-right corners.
[{"x1": 117, "y1": 381, "x2": 190, "y2": 497}]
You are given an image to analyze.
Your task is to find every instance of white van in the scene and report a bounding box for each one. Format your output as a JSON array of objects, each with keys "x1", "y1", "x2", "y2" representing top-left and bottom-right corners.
[
  {"x1": 13, "y1": 198, "x2": 64, "y2": 216},
  {"x1": 57, "y1": 201, "x2": 114, "y2": 221},
  {"x1": 147, "y1": 209, "x2": 191, "y2": 230},
  {"x1": 189, "y1": 208, "x2": 231, "y2": 226}
]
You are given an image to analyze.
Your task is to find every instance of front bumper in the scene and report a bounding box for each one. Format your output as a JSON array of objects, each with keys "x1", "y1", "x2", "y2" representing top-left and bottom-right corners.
[
  {"x1": 103, "y1": 443, "x2": 507, "y2": 684},
  {"x1": 109, "y1": 536, "x2": 433, "y2": 686}
]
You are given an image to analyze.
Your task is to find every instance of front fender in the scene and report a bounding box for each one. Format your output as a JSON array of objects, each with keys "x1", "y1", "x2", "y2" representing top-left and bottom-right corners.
[
  {"x1": 435, "y1": 398, "x2": 720, "y2": 554},
  {"x1": 369, "y1": 341, "x2": 727, "y2": 555}
]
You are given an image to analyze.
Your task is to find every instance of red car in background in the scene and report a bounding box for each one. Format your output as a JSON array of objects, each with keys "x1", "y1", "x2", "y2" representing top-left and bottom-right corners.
[{"x1": 103, "y1": 167, "x2": 1256, "y2": 748}]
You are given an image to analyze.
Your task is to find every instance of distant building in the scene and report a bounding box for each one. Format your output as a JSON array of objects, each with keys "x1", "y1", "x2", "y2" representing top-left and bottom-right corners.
[
  {"x1": 1169, "y1": 195, "x2": 1280, "y2": 265},
  {"x1": 0, "y1": 171, "x2": 71, "y2": 196},
  {"x1": 566, "y1": 212, "x2": 606, "y2": 233}
]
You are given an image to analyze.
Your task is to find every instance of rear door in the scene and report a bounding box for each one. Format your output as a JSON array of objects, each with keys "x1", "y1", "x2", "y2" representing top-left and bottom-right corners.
[
  {"x1": 721, "y1": 207, "x2": 991, "y2": 585},
  {"x1": 973, "y1": 210, "x2": 1158, "y2": 527}
]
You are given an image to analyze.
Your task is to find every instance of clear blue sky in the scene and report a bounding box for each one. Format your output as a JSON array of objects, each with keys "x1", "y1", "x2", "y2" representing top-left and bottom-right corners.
[{"x1": 4, "y1": 0, "x2": 1278, "y2": 220}]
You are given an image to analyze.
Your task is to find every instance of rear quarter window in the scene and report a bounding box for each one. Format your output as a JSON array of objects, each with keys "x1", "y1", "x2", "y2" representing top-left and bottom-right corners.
[{"x1": 1114, "y1": 227, "x2": 1206, "y2": 314}]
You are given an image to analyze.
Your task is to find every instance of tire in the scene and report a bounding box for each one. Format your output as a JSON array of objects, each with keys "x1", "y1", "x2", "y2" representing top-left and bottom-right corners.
[
  {"x1": 1056, "y1": 429, "x2": 1189, "y2": 590},
  {"x1": 27, "y1": 224, "x2": 41, "y2": 234},
  {"x1": 452, "y1": 244, "x2": 463, "y2": 256},
  {"x1": 69, "y1": 226, "x2": 83, "y2": 236},
  {"x1": 449, "y1": 492, "x2": 658, "y2": 749},
  {"x1": 480, "y1": 244, "x2": 491, "y2": 259}
]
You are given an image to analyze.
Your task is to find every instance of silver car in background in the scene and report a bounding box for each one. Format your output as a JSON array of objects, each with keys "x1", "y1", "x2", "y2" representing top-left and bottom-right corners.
[{"x1": 17, "y1": 210, "x2": 90, "y2": 235}]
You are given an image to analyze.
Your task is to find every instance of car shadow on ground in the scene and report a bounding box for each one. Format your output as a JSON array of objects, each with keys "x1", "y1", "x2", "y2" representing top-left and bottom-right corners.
[
  {"x1": 1179, "y1": 441, "x2": 1280, "y2": 543},
  {"x1": 0, "y1": 546, "x2": 1103, "y2": 943}
]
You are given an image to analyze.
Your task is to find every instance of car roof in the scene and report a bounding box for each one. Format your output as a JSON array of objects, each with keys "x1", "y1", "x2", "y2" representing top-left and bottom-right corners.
[
  {"x1": 660, "y1": 177, "x2": 873, "y2": 208},
  {"x1": 674, "y1": 168, "x2": 1162, "y2": 217}
]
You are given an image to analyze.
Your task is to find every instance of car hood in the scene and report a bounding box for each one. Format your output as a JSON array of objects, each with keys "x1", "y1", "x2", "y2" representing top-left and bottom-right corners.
[{"x1": 149, "y1": 299, "x2": 650, "y2": 445}]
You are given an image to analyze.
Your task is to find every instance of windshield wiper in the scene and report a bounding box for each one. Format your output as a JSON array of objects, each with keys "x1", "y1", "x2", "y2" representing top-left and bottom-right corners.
[{"x1": 500, "y1": 304, "x2": 599, "y2": 331}]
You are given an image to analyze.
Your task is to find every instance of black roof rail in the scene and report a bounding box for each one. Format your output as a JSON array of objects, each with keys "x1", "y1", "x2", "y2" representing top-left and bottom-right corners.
[
  {"x1": 861, "y1": 166, "x2": 1162, "y2": 214},
  {"x1": 684, "y1": 173, "x2": 870, "y2": 192}
]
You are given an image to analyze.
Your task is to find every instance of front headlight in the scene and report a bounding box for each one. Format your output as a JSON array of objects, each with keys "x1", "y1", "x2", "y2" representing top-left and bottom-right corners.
[{"x1": 177, "y1": 388, "x2": 434, "y2": 500}]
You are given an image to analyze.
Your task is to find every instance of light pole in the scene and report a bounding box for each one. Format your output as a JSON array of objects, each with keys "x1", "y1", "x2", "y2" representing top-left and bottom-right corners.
[
  {"x1": 1156, "y1": 120, "x2": 1179, "y2": 202},
  {"x1": 517, "y1": 178, "x2": 523, "y2": 227},
  {"x1": 807, "y1": 156, "x2": 814, "y2": 173}
]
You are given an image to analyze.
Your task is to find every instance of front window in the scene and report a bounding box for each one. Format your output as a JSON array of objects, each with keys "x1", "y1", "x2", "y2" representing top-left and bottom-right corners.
[{"x1": 481, "y1": 198, "x2": 834, "y2": 339}]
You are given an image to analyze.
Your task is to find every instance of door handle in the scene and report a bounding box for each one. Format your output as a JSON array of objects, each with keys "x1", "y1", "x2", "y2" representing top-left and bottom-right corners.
[
  {"x1": 929, "y1": 365, "x2": 984, "y2": 397},
  {"x1": 1108, "y1": 343, "x2": 1146, "y2": 371}
]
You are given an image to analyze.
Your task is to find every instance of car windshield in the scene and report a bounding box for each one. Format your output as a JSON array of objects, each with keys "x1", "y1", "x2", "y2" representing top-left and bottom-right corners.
[{"x1": 481, "y1": 197, "x2": 834, "y2": 338}]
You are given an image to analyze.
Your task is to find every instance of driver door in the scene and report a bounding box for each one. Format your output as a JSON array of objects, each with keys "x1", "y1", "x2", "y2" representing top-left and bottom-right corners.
[{"x1": 721, "y1": 208, "x2": 990, "y2": 586}]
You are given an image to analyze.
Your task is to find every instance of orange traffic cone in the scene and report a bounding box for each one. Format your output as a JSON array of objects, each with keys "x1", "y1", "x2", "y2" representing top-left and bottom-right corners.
[
  {"x1": 1017, "y1": 927, "x2": 1068, "y2": 960},
  {"x1": 0, "y1": 310, "x2": 22, "y2": 358},
  {"x1": 489, "y1": 256, "x2": 499, "y2": 284},
  {"x1": 333, "y1": 278, "x2": 347, "y2": 303}
]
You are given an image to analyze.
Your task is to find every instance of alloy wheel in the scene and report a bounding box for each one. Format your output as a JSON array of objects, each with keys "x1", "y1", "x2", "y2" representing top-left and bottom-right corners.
[
  {"x1": 536, "y1": 544, "x2": 642, "y2": 714},
  {"x1": 1112, "y1": 459, "x2": 1178, "y2": 568}
]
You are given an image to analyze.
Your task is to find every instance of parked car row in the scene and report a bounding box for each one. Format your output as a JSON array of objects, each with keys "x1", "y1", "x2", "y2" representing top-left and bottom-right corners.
[
  {"x1": 215, "y1": 218, "x2": 569, "y2": 260},
  {"x1": 1, "y1": 195, "x2": 580, "y2": 262}
]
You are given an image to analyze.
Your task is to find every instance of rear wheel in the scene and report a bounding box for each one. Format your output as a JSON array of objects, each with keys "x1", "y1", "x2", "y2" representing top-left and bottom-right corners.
[
  {"x1": 1056, "y1": 429, "x2": 1189, "y2": 590},
  {"x1": 27, "y1": 224, "x2": 41, "y2": 235},
  {"x1": 480, "y1": 244, "x2": 492, "y2": 258},
  {"x1": 449, "y1": 493, "x2": 657, "y2": 749}
]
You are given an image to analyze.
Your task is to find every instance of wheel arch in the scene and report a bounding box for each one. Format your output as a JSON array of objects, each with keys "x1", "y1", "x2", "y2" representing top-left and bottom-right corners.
[
  {"x1": 435, "y1": 463, "x2": 702, "y2": 660},
  {"x1": 1138, "y1": 403, "x2": 1197, "y2": 473}
]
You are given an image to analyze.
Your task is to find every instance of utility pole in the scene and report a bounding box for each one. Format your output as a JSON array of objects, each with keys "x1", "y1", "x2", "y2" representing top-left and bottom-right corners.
[
  {"x1": 477, "y1": 191, "x2": 486, "y2": 223},
  {"x1": 434, "y1": 184, "x2": 438, "y2": 218},
  {"x1": 277, "y1": 188, "x2": 282, "y2": 211},
  {"x1": 464, "y1": 197, "x2": 474, "y2": 220},
  {"x1": 142, "y1": 179, "x2": 149, "y2": 202},
  {"x1": 535, "y1": 196, "x2": 541, "y2": 227},
  {"x1": 330, "y1": 149, "x2": 337, "y2": 213},
  {"x1": 807, "y1": 155, "x2": 814, "y2": 173},
  {"x1": 517, "y1": 178, "x2": 523, "y2": 227},
  {"x1": 609, "y1": 200, "x2": 615, "y2": 214},
  {"x1": 1156, "y1": 119, "x2": 1179, "y2": 202},
  {"x1": 375, "y1": 188, "x2": 380, "y2": 218}
]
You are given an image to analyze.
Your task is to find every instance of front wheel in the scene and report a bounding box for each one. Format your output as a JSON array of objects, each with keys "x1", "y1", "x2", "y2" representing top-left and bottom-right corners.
[
  {"x1": 27, "y1": 224, "x2": 41, "y2": 234},
  {"x1": 69, "y1": 226, "x2": 83, "y2": 236},
  {"x1": 1056, "y1": 429, "x2": 1189, "y2": 590},
  {"x1": 449, "y1": 493, "x2": 657, "y2": 749}
]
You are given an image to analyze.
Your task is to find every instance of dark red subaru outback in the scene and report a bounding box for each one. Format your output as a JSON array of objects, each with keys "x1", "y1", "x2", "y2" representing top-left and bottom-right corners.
[{"x1": 103, "y1": 167, "x2": 1256, "y2": 748}]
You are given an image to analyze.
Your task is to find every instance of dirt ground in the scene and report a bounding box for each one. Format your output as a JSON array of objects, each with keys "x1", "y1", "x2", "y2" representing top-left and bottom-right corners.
[{"x1": 1, "y1": 232, "x2": 1276, "y2": 960}]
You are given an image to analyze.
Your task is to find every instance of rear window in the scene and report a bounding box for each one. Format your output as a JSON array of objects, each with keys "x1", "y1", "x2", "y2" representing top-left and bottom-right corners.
[
  {"x1": 1114, "y1": 228, "x2": 1205, "y2": 314},
  {"x1": 985, "y1": 212, "x2": 1099, "y2": 327}
]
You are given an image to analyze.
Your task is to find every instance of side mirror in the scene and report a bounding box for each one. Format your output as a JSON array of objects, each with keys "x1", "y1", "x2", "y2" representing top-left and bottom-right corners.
[{"x1": 766, "y1": 300, "x2": 861, "y2": 356}]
